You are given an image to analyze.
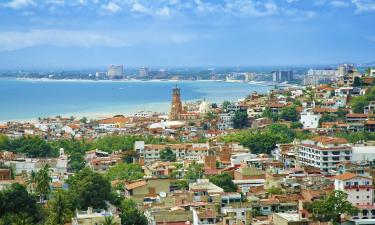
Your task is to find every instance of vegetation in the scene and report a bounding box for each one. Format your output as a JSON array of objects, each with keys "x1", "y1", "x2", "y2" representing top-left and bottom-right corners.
[
  {"x1": 45, "y1": 191, "x2": 72, "y2": 225},
  {"x1": 305, "y1": 190, "x2": 358, "y2": 224},
  {"x1": 66, "y1": 168, "x2": 113, "y2": 210},
  {"x1": 120, "y1": 199, "x2": 147, "y2": 225},
  {"x1": 233, "y1": 111, "x2": 248, "y2": 129},
  {"x1": 221, "y1": 101, "x2": 231, "y2": 111},
  {"x1": 0, "y1": 136, "x2": 58, "y2": 158},
  {"x1": 184, "y1": 162, "x2": 204, "y2": 181},
  {"x1": 351, "y1": 87, "x2": 375, "y2": 113},
  {"x1": 262, "y1": 107, "x2": 279, "y2": 122},
  {"x1": 160, "y1": 147, "x2": 176, "y2": 162},
  {"x1": 222, "y1": 124, "x2": 295, "y2": 154},
  {"x1": 0, "y1": 183, "x2": 43, "y2": 224},
  {"x1": 266, "y1": 187, "x2": 283, "y2": 195},
  {"x1": 209, "y1": 173, "x2": 237, "y2": 192},
  {"x1": 106, "y1": 163, "x2": 144, "y2": 181},
  {"x1": 280, "y1": 105, "x2": 299, "y2": 122},
  {"x1": 36, "y1": 164, "x2": 52, "y2": 203}
]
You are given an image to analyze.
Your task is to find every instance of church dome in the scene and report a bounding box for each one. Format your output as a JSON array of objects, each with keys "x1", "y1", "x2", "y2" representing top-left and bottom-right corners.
[{"x1": 198, "y1": 99, "x2": 210, "y2": 113}]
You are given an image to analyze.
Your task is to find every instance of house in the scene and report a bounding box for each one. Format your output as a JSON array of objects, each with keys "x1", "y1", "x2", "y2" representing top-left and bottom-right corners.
[
  {"x1": 334, "y1": 173, "x2": 373, "y2": 206},
  {"x1": 71, "y1": 207, "x2": 121, "y2": 225},
  {"x1": 124, "y1": 178, "x2": 171, "y2": 203},
  {"x1": 299, "y1": 108, "x2": 321, "y2": 129},
  {"x1": 272, "y1": 213, "x2": 309, "y2": 225},
  {"x1": 97, "y1": 116, "x2": 130, "y2": 129}
]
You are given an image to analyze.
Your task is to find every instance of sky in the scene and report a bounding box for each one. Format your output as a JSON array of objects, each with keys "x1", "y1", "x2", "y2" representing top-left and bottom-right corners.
[{"x1": 0, "y1": 0, "x2": 375, "y2": 69}]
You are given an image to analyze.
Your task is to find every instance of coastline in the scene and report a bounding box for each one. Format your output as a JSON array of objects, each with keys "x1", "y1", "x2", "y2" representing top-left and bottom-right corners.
[{"x1": 0, "y1": 79, "x2": 272, "y2": 124}]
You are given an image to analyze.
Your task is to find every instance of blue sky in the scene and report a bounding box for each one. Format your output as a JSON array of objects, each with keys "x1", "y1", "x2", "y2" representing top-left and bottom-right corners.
[{"x1": 0, "y1": 0, "x2": 375, "y2": 68}]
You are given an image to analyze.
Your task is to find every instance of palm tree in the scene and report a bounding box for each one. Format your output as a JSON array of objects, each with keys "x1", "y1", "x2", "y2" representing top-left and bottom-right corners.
[
  {"x1": 102, "y1": 216, "x2": 118, "y2": 225},
  {"x1": 28, "y1": 170, "x2": 37, "y2": 193},
  {"x1": 47, "y1": 191, "x2": 71, "y2": 225},
  {"x1": 36, "y1": 164, "x2": 52, "y2": 203}
]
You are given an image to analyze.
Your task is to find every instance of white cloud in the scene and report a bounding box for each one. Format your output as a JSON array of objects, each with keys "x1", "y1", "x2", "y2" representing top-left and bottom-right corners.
[
  {"x1": 1, "y1": 0, "x2": 36, "y2": 9},
  {"x1": 331, "y1": 0, "x2": 350, "y2": 8},
  {"x1": 131, "y1": 3, "x2": 149, "y2": 13},
  {"x1": 352, "y1": 0, "x2": 375, "y2": 13},
  {"x1": 102, "y1": 1, "x2": 121, "y2": 13},
  {"x1": 157, "y1": 7, "x2": 170, "y2": 16},
  {"x1": 0, "y1": 29, "x2": 128, "y2": 51}
]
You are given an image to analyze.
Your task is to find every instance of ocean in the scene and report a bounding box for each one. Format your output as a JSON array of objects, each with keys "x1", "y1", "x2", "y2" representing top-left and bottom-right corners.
[{"x1": 0, "y1": 79, "x2": 272, "y2": 122}]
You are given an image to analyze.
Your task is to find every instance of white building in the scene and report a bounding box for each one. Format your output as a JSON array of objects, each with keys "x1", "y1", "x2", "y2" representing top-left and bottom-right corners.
[
  {"x1": 335, "y1": 173, "x2": 373, "y2": 206},
  {"x1": 298, "y1": 137, "x2": 352, "y2": 172},
  {"x1": 304, "y1": 68, "x2": 339, "y2": 86},
  {"x1": 134, "y1": 141, "x2": 210, "y2": 163},
  {"x1": 300, "y1": 108, "x2": 321, "y2": 129},
  {"x1": 139, "y1": 67, "x2": 149, "y2": 77},
  {"x1": 217, "y1": 112, "x2": 235, "y2": 130},
  {"x1": 107, "y1": 65, "x2": 123, "y2": 78}
]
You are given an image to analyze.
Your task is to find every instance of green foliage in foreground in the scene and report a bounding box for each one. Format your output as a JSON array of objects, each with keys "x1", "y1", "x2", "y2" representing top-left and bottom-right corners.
[
  {"x1": 67, "y1": 167, "x2": 114, "y2": 210},
  {"x1": 304, "y1": 190, "x2": 358, "y2": 224},
  {"x1": 0, "y1": 183, "x2": 44, "y2": 224}
]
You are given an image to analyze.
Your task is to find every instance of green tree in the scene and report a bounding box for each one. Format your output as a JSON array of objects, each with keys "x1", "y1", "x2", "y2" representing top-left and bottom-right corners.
[
  {"x1": 36, "y1": 164, "x2": 52, "y2": 203},
  {"x1": 353, "y1": 76, "x2": 362, "y2": 87},
  {"x1": 120, "y1": 199, "x2": 147, "y2": 225},
  {"x1": 262, "y1": 107, "x2": 279, "y2": 122},
  {"x1": 305, "y1": 190, "x2": 358, "y2": 224},
  {"x1": 8, "y1": 136, "x2": 58, "y2": 158},
  {"x1": 46, "y1": 191, "x2": 72, "y2": 225},
  {"x1": 351, "y1": 87, "x2": 375, "y2": 113},
  {"x1": 319, "y1": 113, "x2": 337, "y2": 125},
  {"x1": 67, "y1": 168, "x2": 113, "y2": 210},
  {"x1": 160, "y1": 147, "x2": 176, "y2": 162},
  {"x1": 107, "y1": 163, "x2": 144, "y2": 181},
  {"x1": 222, "y1": 101, "x2": 231, "y2": 111},
  {"x1": 290, "y1": 121, "x2": 303, "y2": 129},
  {"x1": 68, "y1": 151, "x2": 86, "y2": 172},
  {"x1": 280, "y1": 105, "x2": 299, "y2": 122},
  {"x1": 233, "y1": 111, "x2": 248, "y2": 129},
  {"x1": 0, "y1": 183, "x2": 42, "y2": 223},
  {"x1": 209, "y1": 173, "x2": 237, "y2": 192},
  {"x1": 102, "y1": 216, "x2": 118, "y2": 225},
  {"x1": 184, "y1": 162, "x2": 204, "y2": 181},
  {"x1": 266, "y1": 187, "x2": 283, "y2": 195}
]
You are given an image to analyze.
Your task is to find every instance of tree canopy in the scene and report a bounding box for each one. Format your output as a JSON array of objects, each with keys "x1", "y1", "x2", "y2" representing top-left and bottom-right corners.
[
  {"x1": 209, "y1": 173, "x2": 237, "y2": 192},
  {"x1": 305, "y1": 190, "x2": 358, "y2": 224},
  {"x1": 160, "y1": 147, "x2": 176, "y2": 162},
  {"x1": 233, "y1": 111, "x2": 248, "y2": 129},
  {"x1": 67, "y1": 168, "x2": 113, "y2": 210},
  {"x1": 106, "y1": 163, "x2": 144, "y2": 182}
]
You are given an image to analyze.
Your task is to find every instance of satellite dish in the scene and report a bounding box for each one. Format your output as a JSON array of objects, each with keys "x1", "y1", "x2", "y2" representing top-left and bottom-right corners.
[{"x1": 159, "y1": 192, "x2": 167, "y2": 198}]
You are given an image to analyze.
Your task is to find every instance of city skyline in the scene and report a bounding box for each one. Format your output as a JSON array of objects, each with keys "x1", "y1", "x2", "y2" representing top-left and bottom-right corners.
[{"x1": 0, "y1": 0, "x2": 375, "y2": 68}]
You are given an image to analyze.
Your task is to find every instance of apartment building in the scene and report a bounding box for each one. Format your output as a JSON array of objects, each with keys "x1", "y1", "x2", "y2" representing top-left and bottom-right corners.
[
  {"x1": 134, "y1": 141, "x2": 210, "y2": 163},
  {"x1": 298, "y1": 137, "x2": 352, "y2": 172}
]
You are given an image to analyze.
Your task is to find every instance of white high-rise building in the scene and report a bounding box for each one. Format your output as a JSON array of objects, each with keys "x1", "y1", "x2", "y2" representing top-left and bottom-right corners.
[
  {"x1": 138, "y1": 67, "x2": 149, "y2": 77},
  {"x1": 108, "y1": 65, "x2": 123, "y2": 78}
]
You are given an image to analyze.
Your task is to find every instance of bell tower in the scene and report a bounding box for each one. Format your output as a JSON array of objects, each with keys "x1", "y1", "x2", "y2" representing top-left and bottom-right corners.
[{"x1": 169, "y1": 85, "x2": 183, "y2": 120}]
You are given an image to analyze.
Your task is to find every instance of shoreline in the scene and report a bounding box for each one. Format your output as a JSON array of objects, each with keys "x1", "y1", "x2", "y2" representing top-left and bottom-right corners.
[{"x1": 0, "y1": 79, "x2": 273, "y2": 124}]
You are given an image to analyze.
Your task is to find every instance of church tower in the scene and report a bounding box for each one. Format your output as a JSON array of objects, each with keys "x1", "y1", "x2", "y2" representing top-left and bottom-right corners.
[{"x1": 169, "y1": 85, "x2": 183, "y2": 120}]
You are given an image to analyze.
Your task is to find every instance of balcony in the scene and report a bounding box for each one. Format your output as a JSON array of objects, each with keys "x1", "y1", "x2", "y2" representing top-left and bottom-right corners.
[{"x1": 344, "y1": 185, "x2": 373, "y2": 189}]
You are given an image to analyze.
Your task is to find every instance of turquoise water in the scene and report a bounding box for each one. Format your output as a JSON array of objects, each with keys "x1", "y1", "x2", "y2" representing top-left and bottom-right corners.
[{"x1": 0, "y1": 79, "x2": 271, "y2": 121}]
